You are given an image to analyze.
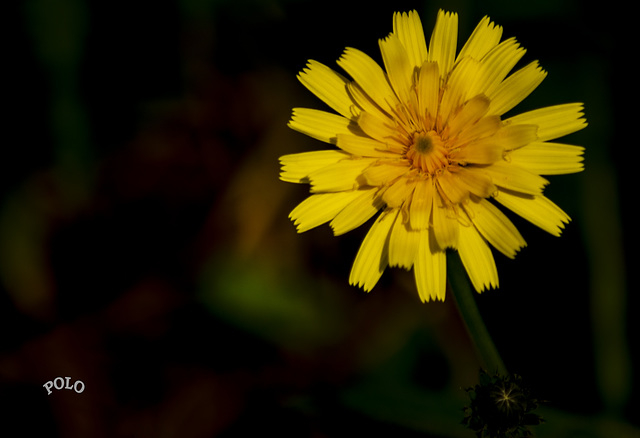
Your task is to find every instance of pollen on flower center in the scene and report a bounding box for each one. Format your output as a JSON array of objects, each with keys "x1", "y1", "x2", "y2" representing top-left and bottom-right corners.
[
  {"x1": 406, "y1": 131, "x2": 449, "y2": 174},
  {"x1": 414, "y1": 134, "x2": 433, "y2": 153}
]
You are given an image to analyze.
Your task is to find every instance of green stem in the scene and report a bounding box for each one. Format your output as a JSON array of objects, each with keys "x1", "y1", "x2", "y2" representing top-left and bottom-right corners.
[{"x1": 447, "y1": 252, "x2": 508, "y2": 376}]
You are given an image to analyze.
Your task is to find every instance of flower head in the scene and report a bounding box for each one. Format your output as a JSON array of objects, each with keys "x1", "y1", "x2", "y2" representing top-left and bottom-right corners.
[
  {"x1": 280, "y1": 10, "x2": 586, "y2": 301},
  {"x1": 463, "y1": 370, "x2": 543, "y2": 438}
]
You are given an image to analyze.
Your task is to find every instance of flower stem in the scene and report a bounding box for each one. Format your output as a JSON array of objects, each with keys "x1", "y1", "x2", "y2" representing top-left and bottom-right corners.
[{"x1": 447, "y1": 252, "x2": 508, "y2": 376}]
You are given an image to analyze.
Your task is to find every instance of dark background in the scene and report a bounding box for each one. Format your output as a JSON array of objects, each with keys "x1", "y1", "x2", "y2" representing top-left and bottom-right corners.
[{"x1": 2, "y1": 0, "x2": 636, "y2": 436}]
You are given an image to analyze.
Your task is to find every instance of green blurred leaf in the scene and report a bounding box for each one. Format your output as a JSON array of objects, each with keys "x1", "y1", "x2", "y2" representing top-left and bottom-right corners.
[{"x1": 198, "y1": 252, "x2": 346, "y2": 351}]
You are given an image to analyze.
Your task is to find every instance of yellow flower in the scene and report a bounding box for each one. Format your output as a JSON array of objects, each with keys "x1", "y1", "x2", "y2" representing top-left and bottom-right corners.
[{"x1": 280, "y1": 10, "x2": 586, "y2": 302}]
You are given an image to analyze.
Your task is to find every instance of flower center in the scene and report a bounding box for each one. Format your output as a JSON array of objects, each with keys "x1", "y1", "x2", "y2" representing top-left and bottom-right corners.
[{"x1": 406, "y1": 131, "x2": 449, "y2": 174}]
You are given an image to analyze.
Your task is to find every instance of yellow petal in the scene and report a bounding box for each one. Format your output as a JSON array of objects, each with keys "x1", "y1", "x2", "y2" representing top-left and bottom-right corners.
[
  {"x1": 457, "y1": 123, "x2": 538, "y2": 163},
  {"x1": 279, "y1": 150, "x2": 349, "y2": 183},
  {"x1": 455, "y1": 137, "x2": 503, "y2": 165},
  {"x1": 337, "y1": 47, "x2": 399, "y2": 114},
  {"x1": 417, "y1": 61, "x2": 440, "y2": 126},
  {"x1": 508, "y1": 141, "x2": 585, "y2": 175},
  {"x1": 483, "y1": 161, "x2": 549, "y2": 195},
  {"x1": 309, "y1": 158, "x2": 375, "y2": 192},
  {"x1": 495, "y1": 123, "x2": 539, "y2": 151},
  {"x1": 347, "y1": 81, "x2": 393, "y2": 123},
  {"x1": 389, "y1": 214, "x2": 420, "y2": 269},
  {"x1": 379, "y1": 33, "x2": 413, "y2": 103},
  {"x1": 439, "y1": 56, "x2": 481, "y2": 124},
  {"x1": 357, "y1": 110, "x2": 401, "y2": 145},
  {"x1": 289, "y1": 191, "x2": 361, "y2": 232},
  {"x1": 393, "y1": 10, "x2": 428, "y2": 69},
  {"x1": 409, "y1": 178, "x2": 434, "y2": 230},
  {"x1": 456, "y1": 115, "x2": 501, "y2": 144},
  {"x1": 446, "y1": 94, "x2": 490, "y2": 137},
  {"x1": 298, "y1": 60, "x2": 354, "y2": 118},
  {"x1": 488, "y1": 61, "x2": 547, "y2": 116},
  {"x1": 428, "y1": 10, "x2": 458, "y2": 78},
  {"x1": 457, "y1": 225, "x2": 498, "y2": 292},
  {"x1": 494, "y1": 191, "x2": 570, "y2": 236},
  {"x1": 470, "y1": 37, "x2": 525, "y2": 97},
  {"x1": 382, "y1": 176, "x2": 416, "y2": 208},
  {"x1": 330, "y1": 188, "x2": 383, "y2": 235},
  {"x1": 457, "y1": 15, "x2": 503, "y2": 62},
  {"x1": 437, "y1": 169, "x2": 470, "y2": 204},
  {"x1": 288, "y1": 108, "x2": 354, "y2": 144},
  {"x1": 361, "y1": 160, "x2": 408, "y2": 186},
  {"x1": 464, "y1": 198, "x2": 526, "y2": 258},
  {"x1": 414, "y1": 229, "x2": 446, "y2": 301},
  {"x1": 336, "y1": 134, "x2": 399, "y2": 158},
  {"x1": 432, "y1": 193, "x2": 459, "y2": 249},
  {"x1": 349, "y1": 209, "x2": 397, "y2": 291},
  {"x1": 450, "y1": 167, "x2": 497, "y2": 199},
  {"x1": 505, "y1": 103, "x2": 587, "y2": 141}
]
